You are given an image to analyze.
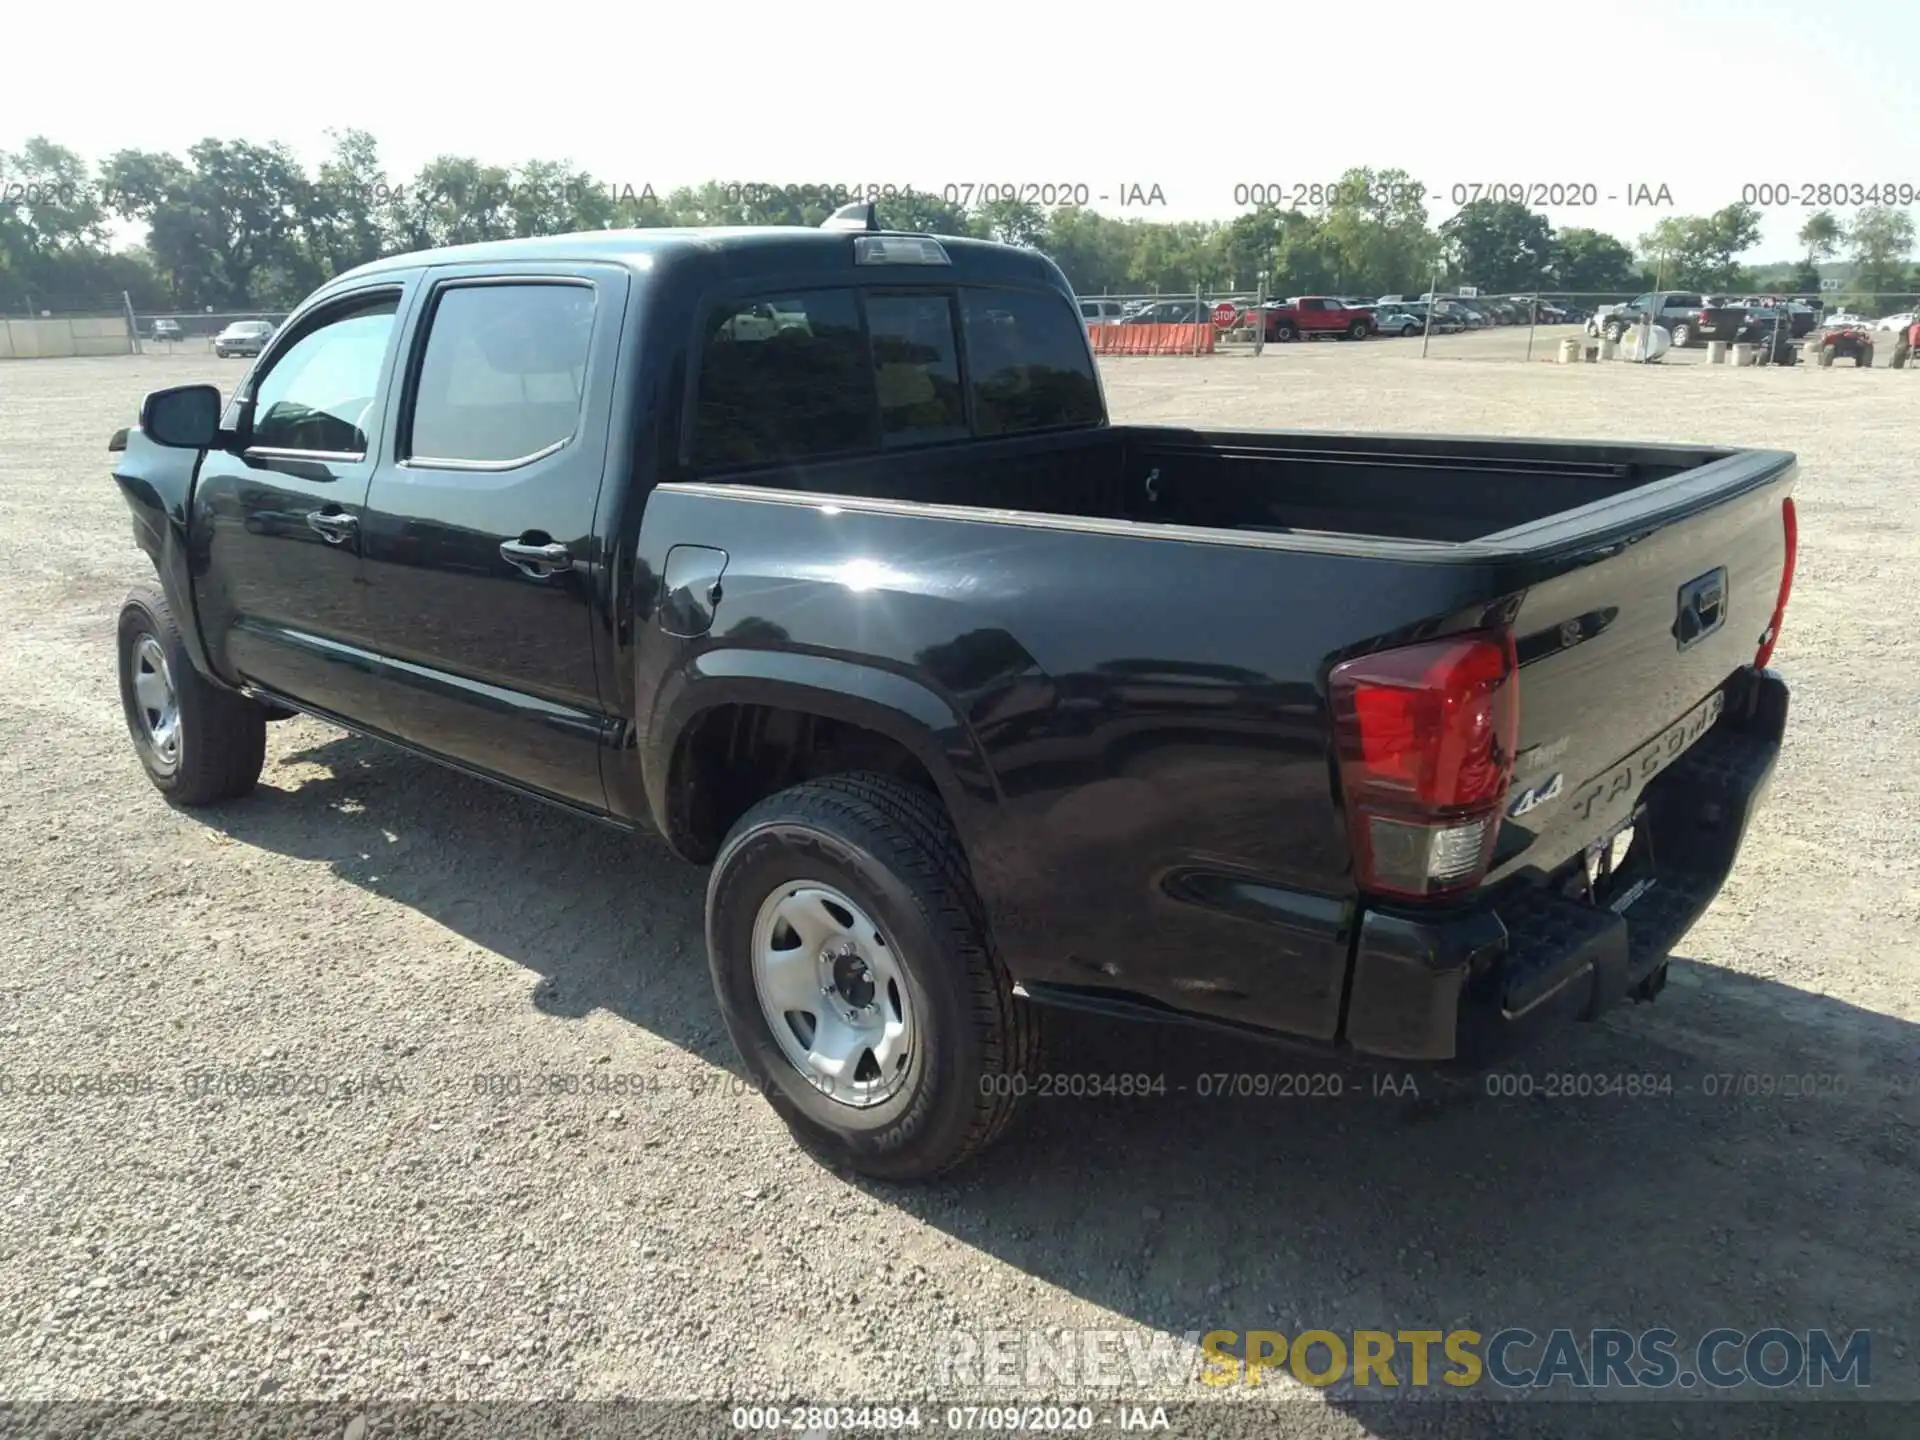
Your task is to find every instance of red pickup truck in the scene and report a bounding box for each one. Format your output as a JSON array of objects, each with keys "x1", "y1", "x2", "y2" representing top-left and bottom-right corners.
[{"x1": 1262, "y1": 296, "x2": 1375, "y2": 342}]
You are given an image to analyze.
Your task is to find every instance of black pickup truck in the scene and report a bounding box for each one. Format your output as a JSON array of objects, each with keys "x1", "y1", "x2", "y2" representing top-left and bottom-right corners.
[
  {"x1": 1692, "y1": 297, "x2": 1822, "y2": 350},
  {"x1": 108, "y1": 207, "x2": 1797, "y2": 1179}
]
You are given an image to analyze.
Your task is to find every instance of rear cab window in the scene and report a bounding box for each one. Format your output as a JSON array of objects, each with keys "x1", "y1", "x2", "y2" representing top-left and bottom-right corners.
[
  {"x1": 689, "y1": 281, "x2": 1100, "y2": 472},
  {"x1": 957, "y1": 288, "x2": 1102, "y2": 437},
  {"x1": 868, "y1": 293, "x2": 967, "y2": 446}
]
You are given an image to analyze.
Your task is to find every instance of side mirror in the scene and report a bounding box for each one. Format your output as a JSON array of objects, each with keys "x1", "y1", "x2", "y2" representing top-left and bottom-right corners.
[{"x1": 139, "y1": 384, "x2": 223, "y2": 450}]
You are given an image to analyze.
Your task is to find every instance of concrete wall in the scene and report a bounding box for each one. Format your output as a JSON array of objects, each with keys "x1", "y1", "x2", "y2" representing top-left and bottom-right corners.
[{"x1": 0, "y1": 317, "x2": 135, "y2": 360}]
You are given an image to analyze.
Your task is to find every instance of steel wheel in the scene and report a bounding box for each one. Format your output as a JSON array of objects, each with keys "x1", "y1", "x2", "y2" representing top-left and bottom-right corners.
[
  {"x1": 751, "y1": 881, "x2": 913, "y2": 1108},
  {"x1": 130, "y1": 633, "x2": 181, "y2": 774}
]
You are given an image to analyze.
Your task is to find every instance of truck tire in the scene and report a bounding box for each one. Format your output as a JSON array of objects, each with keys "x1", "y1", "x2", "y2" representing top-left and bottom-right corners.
[
  {"x1": 705, "y1": 772, "x2": 1039, "y2": 1180},
  {"x1": 1273, "y1": 321, "x2": 1296, "y2": 342},
  {"x1": 1670, "y1": 322, "x2": 1694, "y2": 348},
  {"x1": 1603, "y1": 320, "x2": 1626, "y2": 343},
  {"x1": 117, "y1": 589, "x2": 267, "y2": 805},
  {"x1": 1347, "y1": 319, "x2": 1369, "y2": 340}
]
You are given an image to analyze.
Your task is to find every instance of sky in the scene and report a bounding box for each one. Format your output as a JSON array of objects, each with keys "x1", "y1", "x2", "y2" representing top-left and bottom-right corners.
[{"x1": 6, "y1": 0, "x2": 1918, "y2": 263}]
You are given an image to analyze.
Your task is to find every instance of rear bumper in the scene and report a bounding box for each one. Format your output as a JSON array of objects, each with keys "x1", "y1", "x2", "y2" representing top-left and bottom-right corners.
[{"x1": 1341, "y1": 668, "x2": 1787, "y2": 1068}]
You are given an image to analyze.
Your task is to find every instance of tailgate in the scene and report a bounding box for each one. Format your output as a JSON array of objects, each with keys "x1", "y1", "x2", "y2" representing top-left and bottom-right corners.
[{"x1": 1487, "y1": 458, "x2": 1795, "y2": 884}]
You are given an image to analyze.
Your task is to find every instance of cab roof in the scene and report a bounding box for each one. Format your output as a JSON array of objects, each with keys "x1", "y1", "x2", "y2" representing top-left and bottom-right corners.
[{"x1": 330, "y1": 225, "x2": 1068, "y2": 295}]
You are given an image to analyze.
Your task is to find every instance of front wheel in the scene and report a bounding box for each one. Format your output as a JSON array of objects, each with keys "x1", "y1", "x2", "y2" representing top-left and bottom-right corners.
[
  {"x1": 1859, "y1": 347, "x2": 1874, "y2": 368},
  {"x1": 118, "y1": 589, "x2": 266, "y2": 805},
  {"x1": 705, "y1": 773, "x2": 1039, "y2": 1180},
  {"x1": 1400, "y1": 322, "x2": 1418, "y2": 337}
]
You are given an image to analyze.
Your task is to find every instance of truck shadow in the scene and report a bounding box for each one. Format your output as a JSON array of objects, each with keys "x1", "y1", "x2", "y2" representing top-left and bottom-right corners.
[{"x1": 212, "y1": 730, "x2": 1918, "y2": 1428}]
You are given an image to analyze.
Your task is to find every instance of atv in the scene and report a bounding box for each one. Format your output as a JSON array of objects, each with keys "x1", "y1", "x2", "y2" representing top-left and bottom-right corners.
[{"x1": 1814, "y1": 323, "x2": 1875, "y2": 368}]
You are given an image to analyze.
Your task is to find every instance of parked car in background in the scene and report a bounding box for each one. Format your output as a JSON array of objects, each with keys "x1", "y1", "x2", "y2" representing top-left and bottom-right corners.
[
  {"x1": 1686, "y1": 297, "x2": 1818, "y2": 348},
  {"x1": 1394, "y1": 301, "x2": 1464, "y2": 334},
  {"x1": 149, "y1": 320, "x2": 184, "y2": 344},
  {"x1": 1120, "y1": 298, "x2": 1211, "y2": 325},
  {"x1": 1874, "y1": 310, "x2": 1916, "y2": 332},
  {"x1": 716, "y1": 300, "x2": 814, "y2": 341},
  {"x1": 1586, "y1": 300, "x2": 1639, "y2": 337},
  {"x1": 1078, "y1": 298, "x2": 1129, "y2": 326},
  {"x1": 1375, "y1": 306, "x2": 1424, "y2": 336},
  {"x1": 1821, "y1": 310, "x2": 1874, "y2": 330},
  {"x1": 1594, "y1": 293, "x2": 1720, "y2": 345},
  {"x1": 1261, "y1": 296, "x2": 1375, "y2": 342},
  {"x1": 212, "y1": 320, "x2": 276, "y2": 358}
]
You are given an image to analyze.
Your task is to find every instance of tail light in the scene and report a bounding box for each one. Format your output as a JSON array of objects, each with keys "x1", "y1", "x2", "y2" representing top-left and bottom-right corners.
[
  {"x1": 1753, "y1": 497, "x2": 1798, "y2": 668},
  {"x1": 1696, "y1": 310, "x2": 1710, "y2": 325},
  {"x1": 1328, "y1": 632, "x2": 1520, "y2": 900}
]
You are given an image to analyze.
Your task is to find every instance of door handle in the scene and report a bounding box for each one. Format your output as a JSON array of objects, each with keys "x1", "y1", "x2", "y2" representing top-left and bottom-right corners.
[
  {"x1": 499, "y1": 539, "x2": 575, "y2": 576},
  {"x1": 306, "y1": 510, "x2": 358, "y2": 543}
]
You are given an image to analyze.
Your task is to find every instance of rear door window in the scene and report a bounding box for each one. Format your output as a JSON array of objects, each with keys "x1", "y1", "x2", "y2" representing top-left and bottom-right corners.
[
  {"x1": 405, "y1": 282, "x2": 596, "y2": 466},
  {"x1": 958, "y1": 287, "x2": 1102, "y2": 437}
]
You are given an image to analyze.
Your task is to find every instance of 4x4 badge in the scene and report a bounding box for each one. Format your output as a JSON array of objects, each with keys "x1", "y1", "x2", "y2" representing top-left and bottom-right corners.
[{"x1": 1508, "y1": 772, "x2": 1564, "y2": 818}]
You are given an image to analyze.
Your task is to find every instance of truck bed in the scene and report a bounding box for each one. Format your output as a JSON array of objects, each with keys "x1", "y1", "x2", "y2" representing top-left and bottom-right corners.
[
  {"x1": 722, "y1": 424, "x2": 1741, "y2": 546},
  {"x1": 663, "y1": 419, "x2": 1793, "y2": 1052}
]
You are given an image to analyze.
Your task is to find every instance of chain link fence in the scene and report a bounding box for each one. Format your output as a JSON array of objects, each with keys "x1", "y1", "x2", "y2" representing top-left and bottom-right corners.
[
  {"x1": 0, "y1": 302, "x2": 291, "y2": 359},
  {"x1": 134, "y1": 311, "x2": 292, "y2": 355}
]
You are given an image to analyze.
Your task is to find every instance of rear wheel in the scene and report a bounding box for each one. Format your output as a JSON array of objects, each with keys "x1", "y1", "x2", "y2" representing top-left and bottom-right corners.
[
  {"x1": 1348, "y1": 319, "x2": 1369, "y2": 340},
  {"x1": 1670, "y1": 323, "x2": 1694, "y2": 348},
  {"x1": 705, "y1": 773, "x2": 1038, "y2": 1180},
  {"x1": 1859, "y1": 346, "x2": 1874, "y2": 368},
  {"x1": 117, "y1": 589, "x2": 266, "y2": 805}
]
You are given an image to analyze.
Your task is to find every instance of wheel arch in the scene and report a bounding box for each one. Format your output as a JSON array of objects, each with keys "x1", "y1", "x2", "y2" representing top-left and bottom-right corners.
[
  {"x1": 644, "y1": 649, "x2": 999, "y2": 866},
  {"x1": 112, "y1": 466, "x2": 223, "y2": 686}
]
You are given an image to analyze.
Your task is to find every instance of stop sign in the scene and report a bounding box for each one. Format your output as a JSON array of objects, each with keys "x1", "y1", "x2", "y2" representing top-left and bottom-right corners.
[{"x1": 1212, "y1": 301, "x2": 1239, "y2": 327}]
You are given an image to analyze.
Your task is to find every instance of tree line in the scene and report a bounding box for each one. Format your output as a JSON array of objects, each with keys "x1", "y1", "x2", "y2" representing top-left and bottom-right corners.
[{"x1": 3, "y1": 131, "x2": 1916, "y2": 315}]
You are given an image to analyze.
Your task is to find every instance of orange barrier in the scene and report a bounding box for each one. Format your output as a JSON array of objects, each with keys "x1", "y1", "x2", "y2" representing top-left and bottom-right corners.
[{"x1": 1087, "y1": 323, "x2": 1216, "y2": 356}]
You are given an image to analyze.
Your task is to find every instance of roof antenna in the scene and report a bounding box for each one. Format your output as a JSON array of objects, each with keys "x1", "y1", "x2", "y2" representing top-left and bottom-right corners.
[{"x1": 821, "y1": 201, "x2": 880, "y2": 232}]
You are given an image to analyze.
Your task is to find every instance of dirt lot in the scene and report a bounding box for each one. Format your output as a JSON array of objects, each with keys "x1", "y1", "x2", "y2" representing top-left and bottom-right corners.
[{"x1": 1, "y1": 349, "x2": 1915, "y2": 1435}]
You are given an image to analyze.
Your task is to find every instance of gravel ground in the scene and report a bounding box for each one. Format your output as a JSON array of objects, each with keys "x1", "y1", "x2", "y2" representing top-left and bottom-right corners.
[{"x1": 1, "y1": 349, "x2": 1916, "y2": 1436}]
